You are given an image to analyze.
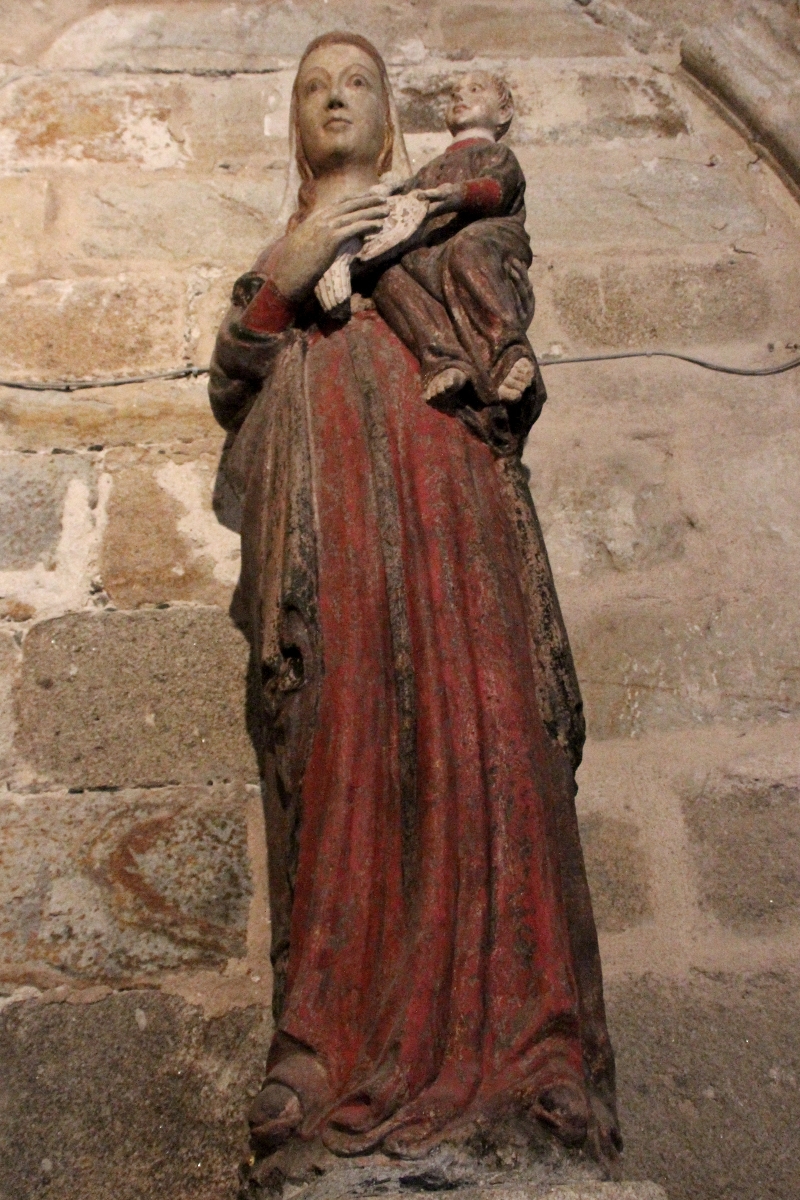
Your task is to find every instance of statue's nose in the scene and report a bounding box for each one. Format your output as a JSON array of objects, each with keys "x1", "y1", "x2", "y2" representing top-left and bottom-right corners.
[{"x1": 326, "y1": 94, "x2": 345, "y2": 110}]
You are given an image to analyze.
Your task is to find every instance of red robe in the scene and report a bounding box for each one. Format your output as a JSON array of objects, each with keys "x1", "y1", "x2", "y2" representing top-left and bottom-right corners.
[{"x1": 209, "y1": 250, "x2": 618, "y2": 1158}]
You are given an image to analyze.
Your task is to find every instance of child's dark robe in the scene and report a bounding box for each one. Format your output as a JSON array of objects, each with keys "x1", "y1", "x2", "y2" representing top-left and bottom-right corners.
[{"x1": 373, "y1": 137, "x2": 547, "y2": 454}]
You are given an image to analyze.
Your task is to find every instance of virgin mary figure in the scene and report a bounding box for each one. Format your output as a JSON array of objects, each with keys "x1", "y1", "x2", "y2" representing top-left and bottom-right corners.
[{"x1": 209, "y1": 31, "x2": 620, "y2": 1169}]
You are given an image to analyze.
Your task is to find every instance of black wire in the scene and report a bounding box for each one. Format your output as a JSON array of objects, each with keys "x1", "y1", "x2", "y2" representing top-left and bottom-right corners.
[
  {"x1": 537, "y1": 349, "x2": 800, "y2": 375},
  {"x1": 0, "y1": 366, "x2": 209, "y2": 393},
  {"x1": 0, "y1": 350, "x2": 799, "y2": 393}
]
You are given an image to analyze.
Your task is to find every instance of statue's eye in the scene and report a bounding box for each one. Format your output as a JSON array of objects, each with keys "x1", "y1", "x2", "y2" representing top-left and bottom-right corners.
[{"x1": 351, "y1": 75, "x2": 367, "y2": 88}]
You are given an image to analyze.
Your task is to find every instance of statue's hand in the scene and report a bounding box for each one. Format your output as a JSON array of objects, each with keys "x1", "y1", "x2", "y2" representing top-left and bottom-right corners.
[
  {"x1": 270, "y1": 193, "x2": 390, "y2": 302},
  {"x1": 418, "y1": 183, "x2": 464, "y2": 216}
]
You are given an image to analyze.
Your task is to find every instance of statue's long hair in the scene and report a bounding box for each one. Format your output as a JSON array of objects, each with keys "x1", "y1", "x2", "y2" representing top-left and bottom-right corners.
[{"x1": 280, "y1": 31, "x2": 410, "y2": 231}]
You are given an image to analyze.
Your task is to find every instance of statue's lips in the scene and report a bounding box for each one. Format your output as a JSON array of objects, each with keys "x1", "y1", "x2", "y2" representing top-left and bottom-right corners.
[{"x1": 324, "y1": 116, "x2": 352, "y2": 130}]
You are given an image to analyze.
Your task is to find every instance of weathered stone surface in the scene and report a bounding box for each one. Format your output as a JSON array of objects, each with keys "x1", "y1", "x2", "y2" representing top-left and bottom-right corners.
[
  {"x1": 0, "y1": 451, "x2": 95, "y2": 571},
  {"x1": 531, "y1": 440, "x2": 688, "y2": 579},
  {"x1": 437, "y1": 0, "x2": 625, "y2": 56},
  {"x1": 0, "y1": 69, "x2": 295, "y2": 174},
  {"x1": 394, "y1": 61, "x2": 689, "y2": 144},
  {"x1": 0, "y1": 275, "x2": 187, "y2": 380},
  {"x1": 101, "y1": 444, "x2": 240, "y2": 609},
  {"x1": 14, "y1": 608, "x2": 257, "y2": 789},
  {"x1": 0, "y1": 784, "x2": 252, "y2": 979},
  {"x1": 0, "y1": 989, "x2": 271, "y2": 1200},
  {"x1": 0, "y1": 178, "x2": 50, "y2": 272},
  {"x1": 578, "y1": 812, "x2": 652, "y2": 932},
  {"x1": 40, "y1": 1, "x2": 430, "y2": 72},
  {"x1": 521, "y1": 156, "x2": 767, "y2": 247},
  {"x1": 0, "y1": 377, "x2": 219, "y2": 452},
  {"x1": 609, "y1": 972, "x2": 800, "y2": 1200},
  {"x1": 0, "y1": 629, "x2": 20, "y2": 768},
  {"x1": 683, "y1": 5, "x2": 800, "y2": 191},
  {"x1": 682, "y1": 761, "x2": 800, "y2": 930},
  {"x1": 0, "y1": 1, "x2": 95, "y2": 65},
  {"x1": 60, "y1": 175, "x2": 278, "y2": 264},
  {"x1": 546, "y1": 254, "x2": 772, "y2": 348},
  {"x1": 0, "y1": 73, "x2": 188, "y2": 171},
  {"x1": 244, "y1": 1136, "x2": 663, "y2": 1200},
  {"x1": 572, "y1": 592, "x2": 800, "y2": 737}
]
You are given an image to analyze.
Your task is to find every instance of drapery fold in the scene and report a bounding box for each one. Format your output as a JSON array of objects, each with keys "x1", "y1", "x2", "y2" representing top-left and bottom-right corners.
[{"x1": 209, "y1": 274, "x2": 617, "y2": 1156}]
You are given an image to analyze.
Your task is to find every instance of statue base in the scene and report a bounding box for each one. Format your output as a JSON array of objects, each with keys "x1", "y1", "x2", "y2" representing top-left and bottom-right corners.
[{"x1": 238, "y1": 1115, "x2": 667, "y2": 1200}]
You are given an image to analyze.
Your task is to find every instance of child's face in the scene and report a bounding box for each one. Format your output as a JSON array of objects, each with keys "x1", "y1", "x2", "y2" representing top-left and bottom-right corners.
[{"x1": 445, "y1": 72, "x2": 505, "y2": 138}]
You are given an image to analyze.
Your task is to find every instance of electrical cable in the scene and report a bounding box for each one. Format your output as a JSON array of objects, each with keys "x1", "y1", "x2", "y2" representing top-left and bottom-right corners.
[
  {"x1": 0, "y1": 366, "x2": 209, "y2": 393},
  {"x1": 0, "y1": 350, "x2": 799, "y2": 393},
  {"x1": 537, "y1": 348, "x2": 800, "y2": 375}
]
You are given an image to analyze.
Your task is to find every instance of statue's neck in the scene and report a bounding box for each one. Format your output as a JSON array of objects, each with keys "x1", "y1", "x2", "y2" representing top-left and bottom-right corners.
[
  {"x1": 312, "y1": 164, "x2": 382, "y2": 209},
  {"x1": 451, "y1": 128, "x2": 495, "y2": 145}
]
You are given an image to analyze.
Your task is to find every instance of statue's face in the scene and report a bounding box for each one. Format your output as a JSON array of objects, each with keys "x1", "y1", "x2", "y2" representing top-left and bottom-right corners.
[
  {"x1": 296, "y1": 43, "x2": 387, "y2": 176},
  {"x1": 446, "y1": 71, "x2": 507, "y2": 137}
]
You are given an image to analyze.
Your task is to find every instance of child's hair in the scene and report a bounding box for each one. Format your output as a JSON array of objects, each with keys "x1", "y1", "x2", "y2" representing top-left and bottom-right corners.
[{"x1": 490, "y1": 76, "x2": 514, "y2": 139}]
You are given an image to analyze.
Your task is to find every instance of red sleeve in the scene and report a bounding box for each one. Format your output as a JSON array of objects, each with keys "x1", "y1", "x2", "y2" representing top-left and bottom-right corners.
[
  {"x1": 240, "y1": 277, "x2": 296, "y2": 334},
  {"x1": 462, "y1": 177, "x2": 504, "y2": 215}
]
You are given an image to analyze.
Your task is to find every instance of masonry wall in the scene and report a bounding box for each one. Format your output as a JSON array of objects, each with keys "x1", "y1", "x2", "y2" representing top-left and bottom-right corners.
[{"x1": 1, "y1": 4, "x2": 799, "y2": 1199}]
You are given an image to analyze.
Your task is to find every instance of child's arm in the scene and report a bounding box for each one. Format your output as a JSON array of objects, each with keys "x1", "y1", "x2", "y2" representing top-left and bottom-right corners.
[{"x1": 420, "y1": 146, "x2": 525, "y2": 219}]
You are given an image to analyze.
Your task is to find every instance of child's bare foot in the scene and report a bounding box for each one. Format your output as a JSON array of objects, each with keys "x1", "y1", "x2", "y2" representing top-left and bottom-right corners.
[
  {"x1": 498, "y1": 357, "x2": 535, "y2": 401},
  {"x1": 423, "y1": 367, "x2": 468, "y2": 405}
]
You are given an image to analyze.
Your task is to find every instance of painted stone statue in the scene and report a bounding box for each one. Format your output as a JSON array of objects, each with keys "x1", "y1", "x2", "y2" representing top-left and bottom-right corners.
[{"x1": 209, "y1": 30, "x2": 620, "y2": 1180}]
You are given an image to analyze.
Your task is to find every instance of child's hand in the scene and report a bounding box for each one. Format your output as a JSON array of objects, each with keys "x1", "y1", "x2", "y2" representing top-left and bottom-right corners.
[{"x1": 417, "y1": 183, "x2": 463, "y2": 216}]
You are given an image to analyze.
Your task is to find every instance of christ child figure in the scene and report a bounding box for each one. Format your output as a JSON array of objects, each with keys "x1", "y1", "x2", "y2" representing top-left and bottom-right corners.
[{"x1": 373, "y1": 71, "x2": 539, "y2": 413}]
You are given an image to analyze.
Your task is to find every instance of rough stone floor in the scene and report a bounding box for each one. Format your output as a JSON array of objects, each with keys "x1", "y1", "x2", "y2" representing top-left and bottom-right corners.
[{"x1": 0, "y1": 2, "x2": 799, "y2": 1199}]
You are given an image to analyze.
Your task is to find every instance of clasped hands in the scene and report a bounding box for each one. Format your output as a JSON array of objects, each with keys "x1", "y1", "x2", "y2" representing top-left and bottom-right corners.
[{"x1": 269, "y1": 185, "x2": 463, "y2": 304}]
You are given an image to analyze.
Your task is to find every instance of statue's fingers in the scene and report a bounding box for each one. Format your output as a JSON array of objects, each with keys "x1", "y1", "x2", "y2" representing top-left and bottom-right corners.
[
  {"x1": 337, "y1": 217, "x2": 387, "y2": 239},
  {"x1": 332, "y1": 206, "x2": 389, "y2": 229},
  {"x1": 333, "y1": 195, "x2": 391, "y2": 215}
]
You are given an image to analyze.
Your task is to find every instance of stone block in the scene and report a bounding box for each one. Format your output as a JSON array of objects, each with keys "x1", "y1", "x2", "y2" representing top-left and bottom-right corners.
[
  {"x1": 60, "y1": 175, "x2": 278, "y2": 265},
  {"x1": 0, "y1": 275, "x2": 187, "y2": 381},
  {"x1": 0, "y1": 1, "x2": 97, "y2": 66},
  {"x1": 682, "y1": 765, "x2": 800, "y2": 931},
  {"x1": 14, "y1": 608, "x2": 257, "y2": 789},
  {"x1": 0, "y1": 74, "x2": 188, "y2": 171},
  {"x1": 0, "y1": 629, "x2": 20, "y2": 769},
  {"x1": 0, "y1": 178, "x2": 50, "y2": 273},
  {"x1": 176, "y1": 72, "x2": 295, "y2": 171},
  {"x1": 683, "y1": 9, "x2": 800, "y2": 191},
  {"x1": 0, "y1": 989, "x2": 271, "y2": 1200},
  {"x1": 549, "y1": 255, "x2": 771, "y2": 349},
  {"x1": 520, "y1": 156, "x2": 767, "y2": 249},
  {"x1": 0, "y1": 783, "x2": 252, "y2": 979},
  {"x1": 578, "y1": 812, "x2": 652, "y2": 933},
  {"x1": 519, "y1": 67, "x2": 688, "y2": 145},
  {"x1": 0, "y1": 377, "x2": 219, "y2": 453},
  {"x1": 437, "y1": 0, "x2": 625, "y2": 56},
  {"x1": 394, "y1": 60, "x2": 688, "y2": 145},
  {"x1": 528, "y1": 438, "x2": 688, "y2": 580},
  {"x1": 572, "y1": 592, "x2": 800, "y2": 737},
  {"x1": 40, "y1": 1, "x2": 426, "y2": 72},
  {"x1": 101, "y1": 444, "x2": 240, "y2": 609},
  {"x1": 608, "y1": 972, "x2": 800, "y2": 1200},
  {"x1": 0, "y1": 451, "x2": 95, "y2": 571}
]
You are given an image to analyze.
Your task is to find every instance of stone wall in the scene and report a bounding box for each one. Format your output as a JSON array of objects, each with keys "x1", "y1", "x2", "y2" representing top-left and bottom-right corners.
[{"x1": 1, "y1": 3, "x2": 799, "y2": 1198}]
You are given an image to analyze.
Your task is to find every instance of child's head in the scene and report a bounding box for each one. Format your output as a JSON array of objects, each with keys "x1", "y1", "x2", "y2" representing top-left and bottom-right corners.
[{"x1": 445, "y1": 71, "x2": 514, "y2": 141}]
